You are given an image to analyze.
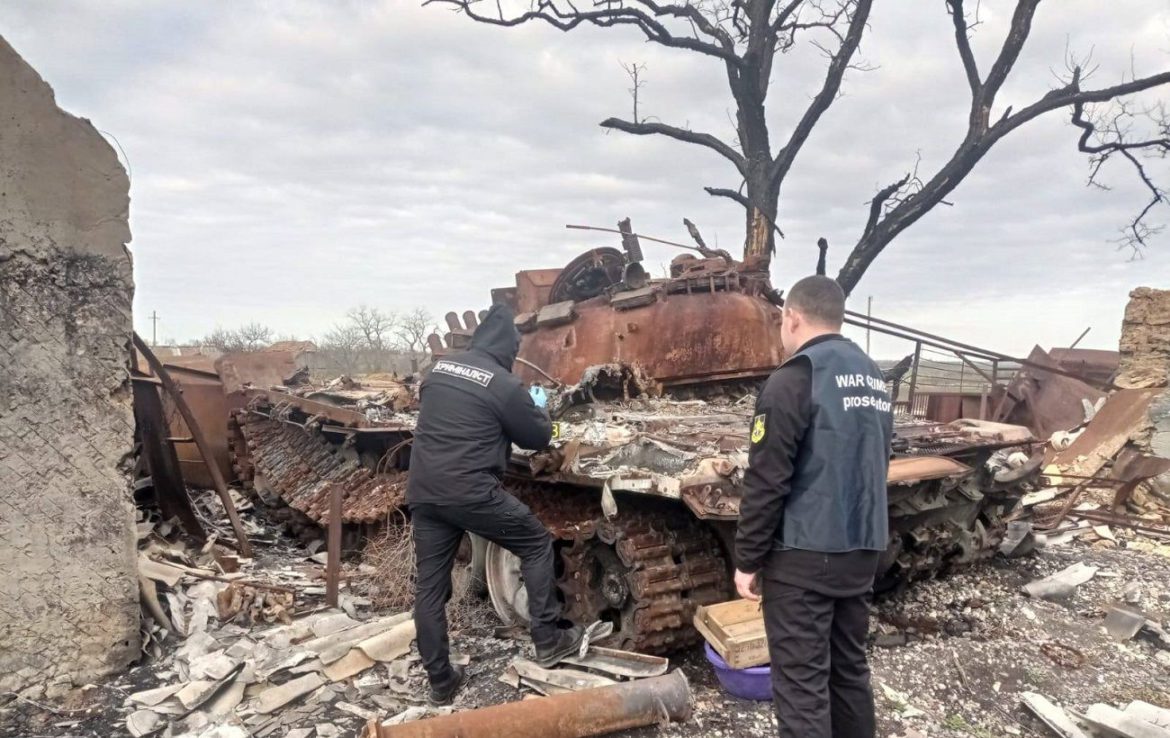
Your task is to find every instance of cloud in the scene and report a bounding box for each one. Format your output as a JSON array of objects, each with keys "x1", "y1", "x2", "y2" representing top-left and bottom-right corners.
[{"x1": 0, "y1": 0, "x2": 1167, "y2": 357}]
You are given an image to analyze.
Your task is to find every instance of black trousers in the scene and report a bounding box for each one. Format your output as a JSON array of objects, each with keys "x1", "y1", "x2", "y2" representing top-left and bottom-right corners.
[
  {"x1": 762, "y1": 549, "x2": 878, "y2": 738},
  {"x1": 411, "y1": 492, "x2": 561, "y2": 687}
]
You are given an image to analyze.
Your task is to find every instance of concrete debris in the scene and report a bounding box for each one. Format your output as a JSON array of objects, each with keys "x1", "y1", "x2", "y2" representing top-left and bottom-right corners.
[
  {"x1": 1085, "y1": 703, "x2": 1170, "y2": 738},
  {"x1": 103, "y1": 490, "x2": 431, "y2": 738},
  {"x1": 878, "y1": 682, "x2": 925, "y2": 719},
  {"x1": 336, "y1": 701, "x2": 381, "y2": 721},
  {"x1": 130, "y1": 683, "x2": 186, "y2": 707},
  {"x1": 382, "y1": 706, "x2": 433, "y2": 725},
  {"x1": 1105, "y1": 605, "x2": 1148, "y2": 641},
  {"x1": 254, "y1": 674, "x2": 326, "y2": 714},
  {"x1": 323, "y1": 649, "x2": 377, "y2": 682},
  {"x1": 1023, "y1": 562, "x2": 1099, "y2": 600},
  {"x1": 1020, "y1": 692, "x2": 1089, "y2": 738},
  {"x1": 1127, "y1": 702, "x2": 1170, "y2": 730},
  {"x1": 127, "y1": 708, "x2": 165, "y2": 737}
]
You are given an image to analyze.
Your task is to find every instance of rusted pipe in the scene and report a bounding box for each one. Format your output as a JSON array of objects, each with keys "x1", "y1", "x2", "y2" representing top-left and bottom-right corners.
[
  {"x1": 374, "y1": 670, "x2": 691, "y2": 738},
  {"x1": 516, "y1": 357, "x2": 563, "y2": 387},
  {"x1": 566, "y1": 224, "x2": 704, "y2": 254},
  {"x1": 326, "y1": 483, "x2": 342, "y2": 607},
  {"x1": 133, "y1": 333, "x2": 253, "y2": 557}
]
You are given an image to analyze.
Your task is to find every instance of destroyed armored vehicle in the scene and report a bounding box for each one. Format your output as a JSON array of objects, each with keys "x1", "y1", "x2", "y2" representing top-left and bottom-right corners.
[{"x1": 229, "y1": 230, "x2": 1040, "y2": 654}]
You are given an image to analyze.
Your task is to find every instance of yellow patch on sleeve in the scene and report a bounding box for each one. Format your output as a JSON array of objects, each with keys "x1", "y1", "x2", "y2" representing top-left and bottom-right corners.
[{"x1": 751, "y1": 413, "x2": 766, "y2": 444}]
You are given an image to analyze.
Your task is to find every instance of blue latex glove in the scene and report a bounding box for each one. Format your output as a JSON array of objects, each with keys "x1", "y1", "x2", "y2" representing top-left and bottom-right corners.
[{"x1": 529, "y1": 385, "x2": 548, "y2": 409}]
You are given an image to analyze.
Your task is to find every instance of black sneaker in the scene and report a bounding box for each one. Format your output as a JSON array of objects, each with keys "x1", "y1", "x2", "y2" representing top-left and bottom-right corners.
[
  {"x1": 534, "y1": 625, "x2": 585, "y2": 668},
  {"x1": 428, "y1": 664, "x2": 467, "y2": 706}
]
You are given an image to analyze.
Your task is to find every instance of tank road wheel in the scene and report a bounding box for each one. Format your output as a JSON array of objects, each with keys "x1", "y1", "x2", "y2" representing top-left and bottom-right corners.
[
  {"x1": 484, "y1": 542, "x2": 530, "y2": 626},
  {"x1": 468, "y1": 533, "x2": 489, "y2": 597},
  {"x1": 559, "y1": 510, "x2": 731, "y2": 653}
]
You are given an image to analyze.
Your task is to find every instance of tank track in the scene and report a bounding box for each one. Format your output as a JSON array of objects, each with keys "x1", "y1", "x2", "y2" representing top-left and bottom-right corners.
[
  {"x1": 508, "y1": 481, "x2": 731, "y2": 653},
  {"x1": 232, "y1": 412, "x2": 406, "y2": 526}
]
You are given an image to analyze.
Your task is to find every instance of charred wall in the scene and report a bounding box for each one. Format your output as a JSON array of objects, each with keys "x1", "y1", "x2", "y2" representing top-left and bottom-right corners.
[{"x1": 0, "y1": 36, "x2": 138, "y2": 694}]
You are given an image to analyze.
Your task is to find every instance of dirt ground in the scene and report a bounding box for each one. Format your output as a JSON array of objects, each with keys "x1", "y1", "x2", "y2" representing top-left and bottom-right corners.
[
  {"x1": 453, "y1": 543, "x2": 1170, "y2": 738},
  {"x1": 4, "y1": 530, "x2": 1169, "y2": 738}
]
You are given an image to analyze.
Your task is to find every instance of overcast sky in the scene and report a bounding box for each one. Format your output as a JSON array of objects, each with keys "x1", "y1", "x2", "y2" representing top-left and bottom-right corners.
[{"x1": 2, "y1": 1, "x2": 1168, "y2": 359}]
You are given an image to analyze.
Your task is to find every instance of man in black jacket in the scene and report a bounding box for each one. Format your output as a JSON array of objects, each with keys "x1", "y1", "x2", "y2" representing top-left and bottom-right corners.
[
  {"x1": 734, "y1": 276, "x2": 893, "y2": 738},
  {"x1": 407, "y1": 303, "x2": 582, "y2": 705}
]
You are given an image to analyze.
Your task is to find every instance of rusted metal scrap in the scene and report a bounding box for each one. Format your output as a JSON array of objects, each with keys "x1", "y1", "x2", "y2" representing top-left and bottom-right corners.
[
  {"x1": 135, "y1": 333, "x2": 252, "y2": 557},
  {"x1": 994, "y1": 345, "x2": 1107, "y2": 439},
  {"x1": 131, "y1": 373, "x2": 205, "y2": 539},
  {"x1": 369, "y1": 669, "x2": 692, "y2": 738}
]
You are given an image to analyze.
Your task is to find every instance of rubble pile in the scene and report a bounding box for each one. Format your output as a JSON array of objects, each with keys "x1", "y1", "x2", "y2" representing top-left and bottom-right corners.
[
  {"x1": 865, "y1": 544, "x2": 1170, "y2": 738},
  {"x1": 116, "y1": 494, "x2": 438, "y2": 737}
]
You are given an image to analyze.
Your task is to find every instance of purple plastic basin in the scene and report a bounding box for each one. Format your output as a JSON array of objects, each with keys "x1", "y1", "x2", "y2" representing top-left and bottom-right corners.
[{"x1": 704, "y1": 642, "x2": 772, "y2": 701}]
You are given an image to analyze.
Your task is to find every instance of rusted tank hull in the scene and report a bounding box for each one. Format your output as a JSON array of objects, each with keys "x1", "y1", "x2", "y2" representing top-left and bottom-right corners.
[{"x1": 515, "y1": 290, "x2": 785, "y2": 387}]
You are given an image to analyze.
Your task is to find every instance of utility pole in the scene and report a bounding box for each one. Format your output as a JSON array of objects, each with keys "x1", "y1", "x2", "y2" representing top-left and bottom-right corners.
[
  {"x1": 149, "y1": 311, "x2": 160, "y2": 347},
  {"x1": 865, "y1": 297, "x2": 872, "y2": 354}
]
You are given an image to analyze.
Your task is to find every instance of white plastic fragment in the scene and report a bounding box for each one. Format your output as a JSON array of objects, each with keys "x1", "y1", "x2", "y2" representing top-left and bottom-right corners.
[{"x1": 1022, "y1": 562, "x2": 1098, "y2": 600}]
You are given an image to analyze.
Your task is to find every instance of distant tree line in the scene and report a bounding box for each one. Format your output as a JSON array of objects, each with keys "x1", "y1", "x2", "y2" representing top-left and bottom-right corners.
[{"x1": 189, "y1": 306, "x2": 439, "y2": 377}]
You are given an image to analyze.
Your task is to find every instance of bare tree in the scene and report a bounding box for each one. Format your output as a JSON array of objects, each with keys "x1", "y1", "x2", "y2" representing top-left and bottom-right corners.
[
  {"x1": 236, "y1": 322, "x2": 273, "y2": 351},
  {"x1": 621, "y1": 60, "x2": 648, "y2": 124},
  {"x1": 427, "y1": 0, "x2": 877, "y2": 261},
  {"x1": 347, "y1": 305, "x2": 396, "y2": 352},
  {"x1": 319, "y1": 323, "x2": 365, "y2": 376},
  {"x1": 837, "y1": 0, "x2": 1170, "y2": 291},
  {"x1": 201, "y1": 327, "x2": 243, "y2": 353},
  {"x1": 201, "y1": 323, "x2": 273, "y2": 353},
  {"x1": 428, "y1": 0, "x2": 1170, "y2": 293},
  {"x1": 396, "y1": 308, "x2": 438, "y2": 371}
]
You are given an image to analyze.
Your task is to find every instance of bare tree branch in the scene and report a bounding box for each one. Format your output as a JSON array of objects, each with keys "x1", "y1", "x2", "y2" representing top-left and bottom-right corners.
[
  {"x1": 1071, "y1": 99, "x2": 1169, "y2": 256},
  {"x1": 601, "y1": 117, "x2": 747, "y2": 174},
  {"x1": 432, "y1": 0, "x2": 1168, "y2": 287},
  {"x1": 839, "y1": 28, "x2": 1170, "y2": 296},
  {"x1": 862, "y1": 172, "x2": 911, "y2": 242},
  {"x1": 704, "y1": 185, "x2": 752, "y2": 208},
  {"x1": 632, "y1": 0, "x2": 737, "y2": 51},
  {"x1": 620, "y1": 60, "x2": 649, "y2": 123},
  {"x1": 996, "y1": 69, "x2": 1170, "y2": 138},
  {"x1": 980, "y1": 0, "x2": 1041, "y2": 105},
  {"x1": 425, "y1": 0, "x2": 741, "y2": 62},
  {"x1": 945, "y1": 0, "x2": 981, "y2": 97},
  {"x1": 770, "y1": 0, "x2": 873, "y2": 185}
]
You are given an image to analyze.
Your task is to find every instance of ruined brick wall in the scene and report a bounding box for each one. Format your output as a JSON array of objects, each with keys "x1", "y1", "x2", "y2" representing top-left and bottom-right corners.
[
  {"x1": 1116, "y1": 287, "x2": 1170, "y2": 390},
  {"x1": 0, "y1": 36, "x2": 139, "y2": 694}
]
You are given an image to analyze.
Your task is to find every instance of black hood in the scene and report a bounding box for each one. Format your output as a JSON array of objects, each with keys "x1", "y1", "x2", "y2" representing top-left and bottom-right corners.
[{"x1": 469, "y1": 303, "x2": 521, "y2": 369}]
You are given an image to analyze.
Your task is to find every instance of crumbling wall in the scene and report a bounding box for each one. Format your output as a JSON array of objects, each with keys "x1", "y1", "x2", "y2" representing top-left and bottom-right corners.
[
  {"x1": 0, "y1": 36, "x2": 138, "y2": 695},
  {"x1": 1116, "y1": 287, "x2": 1170, "y2": 389}
]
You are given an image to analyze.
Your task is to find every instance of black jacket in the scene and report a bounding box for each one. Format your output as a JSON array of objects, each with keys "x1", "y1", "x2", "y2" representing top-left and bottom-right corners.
[{"x1": 406, "y1": 304, "x2": 553, "y2": 506}]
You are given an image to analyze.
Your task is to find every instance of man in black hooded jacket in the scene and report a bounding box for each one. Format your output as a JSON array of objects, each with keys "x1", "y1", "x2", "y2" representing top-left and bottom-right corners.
[{"x1": 406, "y1": 303, "x2": 583, "y2": 705}]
